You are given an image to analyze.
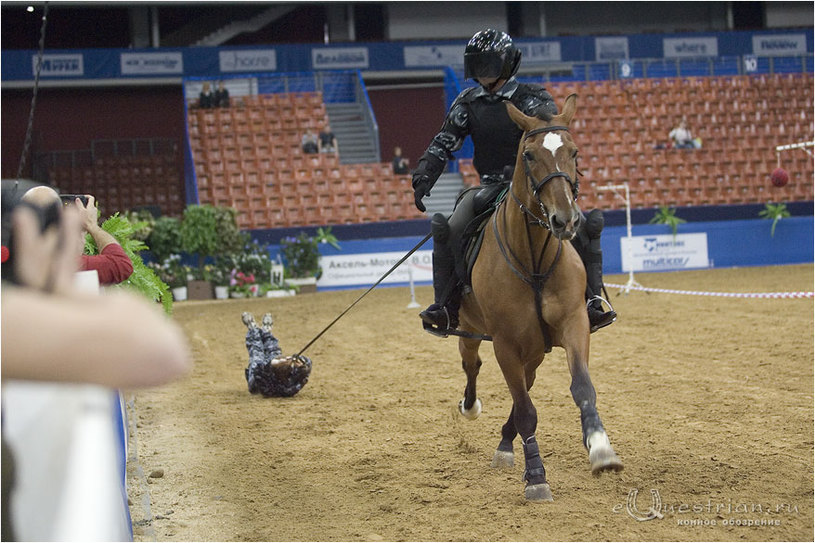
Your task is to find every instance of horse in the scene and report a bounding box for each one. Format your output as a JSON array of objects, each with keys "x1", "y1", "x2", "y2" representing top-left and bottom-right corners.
[{"x1": 455, "y1": 94, "x2": 623, "y2": 502}]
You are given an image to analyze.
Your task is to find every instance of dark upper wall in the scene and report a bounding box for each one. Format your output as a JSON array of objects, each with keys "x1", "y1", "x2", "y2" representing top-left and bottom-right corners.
[
  {"x1": 1, "y1": 86, "x2": 186, "y2": 179},
  {"x1": 2, "y1": 2, "x2": 811, "y2": 50}
]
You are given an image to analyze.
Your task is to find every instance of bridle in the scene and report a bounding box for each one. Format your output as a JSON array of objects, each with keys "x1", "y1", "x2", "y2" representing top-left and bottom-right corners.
[
  {"x1": 512, "y1": 125, "x2": 580, "y2": 230},
  {"x1": 490, "y1": 123, "x2": 580, "y2": 353}
]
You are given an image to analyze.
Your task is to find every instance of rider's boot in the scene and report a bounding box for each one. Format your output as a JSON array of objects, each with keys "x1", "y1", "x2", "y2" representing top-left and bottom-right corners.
[
  {"x1": 586, "y1": 256, "x2": 616, "y2": 333},
  {"x1": 579, "y1": 210, "x2": 616, "y2": 333},
  {"x1": 419, "y1": 214, "x2": 460, "y2": 332}
]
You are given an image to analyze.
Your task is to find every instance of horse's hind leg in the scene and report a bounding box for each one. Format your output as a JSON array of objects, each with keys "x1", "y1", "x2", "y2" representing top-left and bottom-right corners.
[
  {"x1": 565, "y1": 338, "x2": 623, "y2": 474},
  {"x1": 458, "y1": 337, "x2": 482, "y2": 420}
]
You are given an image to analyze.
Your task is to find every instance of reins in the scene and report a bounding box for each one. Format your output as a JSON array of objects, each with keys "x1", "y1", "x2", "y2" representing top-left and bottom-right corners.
[{"x1": 488, "y1": 123, "x2": 580, "y2": 353}]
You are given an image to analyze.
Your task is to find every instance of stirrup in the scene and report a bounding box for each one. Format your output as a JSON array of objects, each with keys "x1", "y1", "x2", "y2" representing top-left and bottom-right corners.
[
  {"x1": 586, "y1": 295, "x2": 617, "y2": 333},
  {"x1": 420, "y1": 305, "x2": 458, "y2": 337}
]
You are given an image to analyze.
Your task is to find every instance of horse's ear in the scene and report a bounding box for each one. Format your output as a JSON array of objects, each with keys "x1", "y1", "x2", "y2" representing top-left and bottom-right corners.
[
  {"x1": 505, "y1": 102, "x2": 536, "y2": 132},
  {"x1": 555, "y1": 93, "x2": 578, "y2": 126}
]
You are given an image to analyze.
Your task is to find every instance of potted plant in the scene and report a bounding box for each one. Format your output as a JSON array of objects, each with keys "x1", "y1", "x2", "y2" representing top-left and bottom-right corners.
[
  {"x1": 758, "y1": 202, "x2": 791, "y2": 237},
  {"x1": 211, "y1": 255, "x2": 234, "y2": 299},
  {"x1": 649, "y1": 206, "x2": 686, "y2": 239},
  {"x1": 148, "y1": 254, "x2": 189, "y2": 301},
  {"x1": 280, "y1": 227, "x2": 340, "y2": 293},
  {"x1": 180, "y1": 205, "x2": 219, "y2": 300},
  {"x1": 147, "y1": 216, "x2": 182, "y2": 264},
  {"x1": 229, "y1": 268, "x2": 258, "y2": 298}
]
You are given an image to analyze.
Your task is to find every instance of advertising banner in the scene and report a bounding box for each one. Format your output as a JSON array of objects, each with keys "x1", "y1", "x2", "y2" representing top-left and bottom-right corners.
[
  {"x1": 36, "y1": 54, "x2": 84, "y2": 77},
  {"x1": 517, "y1": 41, "x2": 562, "y2": 63},
  {"x1": 663, "y1": 37, "x2": 718, "y2": 57},
  {"x1": 752, "y1": 34, "x2": 807, "y2": 56},
  {"x1": 403, "y1": 45, "x2": 464, "y2": 68},
  {"x1": 219, "y1": 49, "x2": 277, "y2": 72},
  {"x1": 120, "y1": 52, "x2": 183, "y2": 75},
  {"x1": 621, "y1": 233, "x2": 710, "y2": 272},
  {"x1": 311, "y1": 47, "x2": 369, "y2": 69},
  {"x1": 317, "y1": 250, "x2": 432, "y2": 288},
  {"x1": 595, "y1": 36, "x2": 630, "y2": 61}
]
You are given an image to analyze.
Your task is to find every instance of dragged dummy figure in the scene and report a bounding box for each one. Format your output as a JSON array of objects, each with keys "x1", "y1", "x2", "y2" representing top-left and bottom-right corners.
[{"x1": 241, "y1": 312, "x2": 311, "y2": 397}]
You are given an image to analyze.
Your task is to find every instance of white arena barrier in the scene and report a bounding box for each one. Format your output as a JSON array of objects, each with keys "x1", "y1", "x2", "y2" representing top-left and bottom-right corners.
[{"x1": 1, "y1": 269, "x2": 132, "y2": 541}]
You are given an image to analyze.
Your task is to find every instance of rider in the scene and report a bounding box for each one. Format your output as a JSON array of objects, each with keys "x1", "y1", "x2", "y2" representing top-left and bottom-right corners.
[{"x1": 411, "y1": 28, "x2": 617, "y2": 335}]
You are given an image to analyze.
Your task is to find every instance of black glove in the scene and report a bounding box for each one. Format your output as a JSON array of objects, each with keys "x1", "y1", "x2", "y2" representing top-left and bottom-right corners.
[{"x1": 412, "y1": 174, "x2": 431, "y2": 212}]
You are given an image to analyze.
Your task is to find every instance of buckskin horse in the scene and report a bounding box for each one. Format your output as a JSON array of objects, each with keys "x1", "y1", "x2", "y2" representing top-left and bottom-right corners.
[{"x1": 456, "y1": 94, "x2": 623, "y2": 502}]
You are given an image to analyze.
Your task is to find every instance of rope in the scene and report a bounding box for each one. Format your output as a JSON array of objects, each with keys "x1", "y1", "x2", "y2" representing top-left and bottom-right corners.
[
  {"x1": 16, "y1": 2, "x2": 49, "y2": 179},
  {"x1": 606, "y1": 283, "x2": 813, "y2": 299},
  {"x1": 295, "y1": 231, "x2": 432, "y2": 357}
]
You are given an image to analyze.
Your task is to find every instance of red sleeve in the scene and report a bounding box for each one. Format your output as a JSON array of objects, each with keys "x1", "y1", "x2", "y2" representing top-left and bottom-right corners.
[{"x1": 80, "y1": 244, "x2": 134, "y2": 285}]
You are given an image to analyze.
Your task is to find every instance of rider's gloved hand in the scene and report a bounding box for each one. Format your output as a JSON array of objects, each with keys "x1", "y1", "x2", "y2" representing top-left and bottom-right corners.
[{"x1": 412, "y1": 174, "x2": 431, "y2": 212}]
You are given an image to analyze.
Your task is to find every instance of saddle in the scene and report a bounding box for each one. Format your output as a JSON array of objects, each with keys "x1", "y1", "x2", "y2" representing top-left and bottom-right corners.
[{"x1": 458, "y1": 183, "x2": 510, "y2": 287}]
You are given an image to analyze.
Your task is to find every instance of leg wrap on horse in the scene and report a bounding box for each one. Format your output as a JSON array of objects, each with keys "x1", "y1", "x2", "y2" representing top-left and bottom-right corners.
[
  {"x1": 579, "y1": 401, "x2": 605, "y2": 450},
  {"x1": 521, "y1": 435, "x2": 547, "y2": 483}
]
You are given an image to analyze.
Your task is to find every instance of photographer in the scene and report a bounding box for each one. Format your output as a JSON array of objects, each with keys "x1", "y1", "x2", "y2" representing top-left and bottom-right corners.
[
  {"x1": 22, "y1": 187, "x2": 133, "y2": 285},
  {"x1": 1, "y1": 179, "x2": 191, "y2": 541}
]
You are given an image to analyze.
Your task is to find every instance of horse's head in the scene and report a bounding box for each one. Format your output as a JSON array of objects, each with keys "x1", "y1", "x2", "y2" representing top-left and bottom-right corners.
[{"x1": 506, "y1": 94, "x2": 581, "y2": 240}]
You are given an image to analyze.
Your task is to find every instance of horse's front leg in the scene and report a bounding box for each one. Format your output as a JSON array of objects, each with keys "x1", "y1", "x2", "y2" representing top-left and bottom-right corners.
[
  {"x1": 494, "y1": 340, "x2": 552, "y2": 502},
  {"x1": 491, "y1": 362, "x2": 538, "y2": 469},
  {"x1": 562, "y1": 327, "x2": 624, "y2": 474},
  {"x1": 457, "y1": 337, "x2": 482, "y2": 419}
]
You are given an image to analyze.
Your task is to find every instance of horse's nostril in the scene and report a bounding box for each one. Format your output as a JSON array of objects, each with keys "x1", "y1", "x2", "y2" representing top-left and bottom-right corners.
[{"x1": 551, "y1": 215, "x2": 565, "y2": 230}]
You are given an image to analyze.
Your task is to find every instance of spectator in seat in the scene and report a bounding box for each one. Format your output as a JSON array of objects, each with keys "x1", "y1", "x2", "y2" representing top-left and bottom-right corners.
[
  {"x1": 318, "y1": 124, "x2": 338, "y2": 156},
  {"x1": 22, "y1": 187, "x2": 133, "y2": 285},
  {"x1": 392, "y1": 146, "x2": 411, "y2": 175},
  {"x1": 668, "y1": 117, "x2": 698, "y2": 149},
  {"x1": 215, "y1": 80, "x2": 230, "y2": 108},
  {"x1": 301, "y1": 129, "x2": 319, "y2": 154},
  {"x1": 198, "y1": 82, "x2": 215, "y2": 109}
]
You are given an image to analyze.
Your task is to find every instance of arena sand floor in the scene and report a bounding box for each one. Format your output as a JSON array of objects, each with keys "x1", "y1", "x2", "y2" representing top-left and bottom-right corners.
[{"x1": 127, "y1": 263, "x2": 813, "y2": 542}]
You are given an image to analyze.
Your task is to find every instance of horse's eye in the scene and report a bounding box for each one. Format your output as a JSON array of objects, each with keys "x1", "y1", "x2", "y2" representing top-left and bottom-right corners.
[
  {"x1": 572, "y1": 150, "x2": 579, "y2": 159},
  {"x1": 523, "y1": 150, "x2": 535, "y2": 162}
]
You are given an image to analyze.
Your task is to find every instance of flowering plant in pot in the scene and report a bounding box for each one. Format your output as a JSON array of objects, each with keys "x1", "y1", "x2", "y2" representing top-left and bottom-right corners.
[{"x1": 229, "y1": 269, "x2": 258, "y2": 297}]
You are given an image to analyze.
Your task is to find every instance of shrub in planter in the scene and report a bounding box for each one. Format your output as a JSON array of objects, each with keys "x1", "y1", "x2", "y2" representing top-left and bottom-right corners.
[{"x1": 148, "y1": 216, "x2": 182, "y2": 264}]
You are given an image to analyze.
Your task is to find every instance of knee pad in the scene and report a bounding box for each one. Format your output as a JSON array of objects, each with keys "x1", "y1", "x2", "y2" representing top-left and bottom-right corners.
[
  {"x1": 584, "y1": 209, "x2": 604, "y2": 239},
  {"x1": 431, "y1": 213, "x2": 450, "y2": 244}
]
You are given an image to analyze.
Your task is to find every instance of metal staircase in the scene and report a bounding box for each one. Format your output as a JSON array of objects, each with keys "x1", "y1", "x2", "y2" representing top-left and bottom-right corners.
[
  {"x1": 421, "y1": 172, "x2": 464, "y2": 218},
  {"x1": 194, "y1": 5, "x2": 296, "y2": 47},
  {"x1": 325, "y1": 102, "x2": 380, "y2": 164}
]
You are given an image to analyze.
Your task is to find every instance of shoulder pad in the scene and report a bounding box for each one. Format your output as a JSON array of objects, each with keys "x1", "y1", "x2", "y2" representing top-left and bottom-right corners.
[
  {"x1": 515, "y1": 84, "x2": 558, "y2": 118},
  {"x1": 453, "y1": 86, "x2": 481, "y2": 105}
]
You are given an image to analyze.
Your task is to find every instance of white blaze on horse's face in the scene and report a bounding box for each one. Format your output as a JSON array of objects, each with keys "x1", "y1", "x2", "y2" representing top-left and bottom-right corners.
[{"x1": 542, "y1": 132, "x2": 564, "y2": 171}]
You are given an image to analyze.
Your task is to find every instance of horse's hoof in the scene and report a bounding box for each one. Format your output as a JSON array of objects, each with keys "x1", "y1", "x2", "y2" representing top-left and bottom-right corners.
[
  {"x1": 458, "y1": 397, "x2": 482, "y2": 420},
  {"x1": 490, "y1": 449, "x2": 514, "y2": 469},
  {"x1": 524, "y1": 483, "x2": 553, "y2": 502},
  {"x1": 590, "y1": 447, "x2": 624, "y2": 475}
]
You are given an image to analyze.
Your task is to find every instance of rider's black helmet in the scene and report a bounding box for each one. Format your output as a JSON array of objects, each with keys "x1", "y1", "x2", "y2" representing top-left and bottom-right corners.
[{"x1": 463, "y1": 28, "x2": 521, "y2": 81}]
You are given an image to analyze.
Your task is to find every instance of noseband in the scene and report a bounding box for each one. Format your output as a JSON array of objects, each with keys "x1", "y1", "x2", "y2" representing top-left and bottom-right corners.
[{"x1": 515, "y1": 125, "x2": 580, "y2": 229}]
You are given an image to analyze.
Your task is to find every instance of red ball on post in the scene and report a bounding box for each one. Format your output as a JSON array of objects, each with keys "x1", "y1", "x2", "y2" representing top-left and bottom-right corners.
[{"x1": 771, "y1": 167, "x2": 789, "y2": 187}]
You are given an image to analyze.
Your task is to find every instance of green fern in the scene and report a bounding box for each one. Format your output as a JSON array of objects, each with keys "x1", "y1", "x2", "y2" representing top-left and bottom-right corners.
[{"x1": 86, "y1": 213, "x2": 173, "y2": 314}]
